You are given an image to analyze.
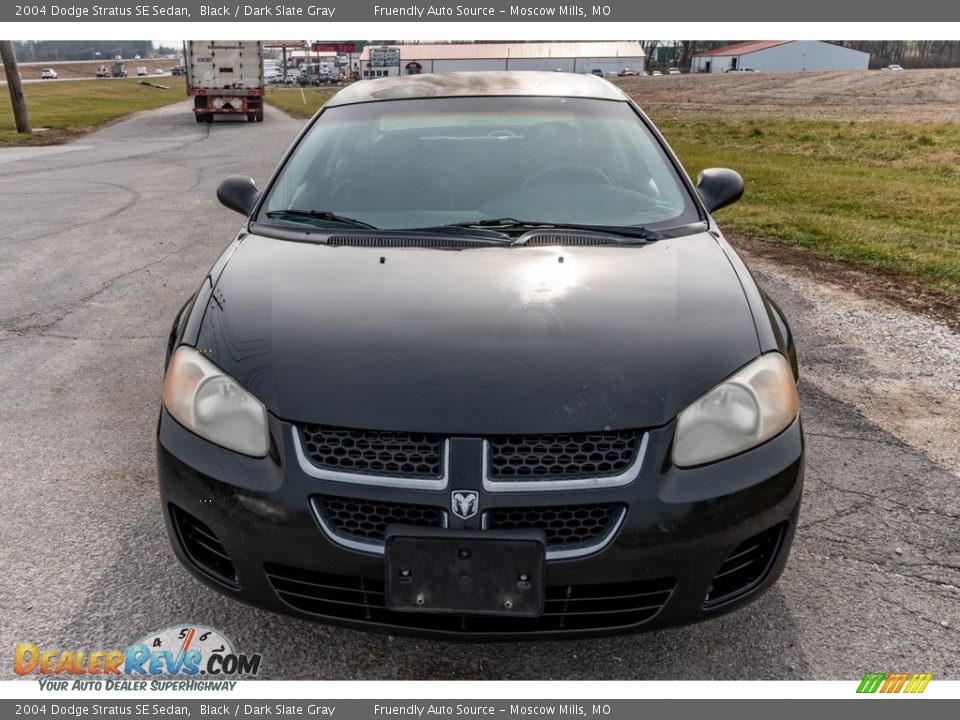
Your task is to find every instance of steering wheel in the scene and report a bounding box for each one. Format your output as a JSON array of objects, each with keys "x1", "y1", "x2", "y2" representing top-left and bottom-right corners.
[{"x1": 522, "y1": 163, "x2": 614, "y2": 188}]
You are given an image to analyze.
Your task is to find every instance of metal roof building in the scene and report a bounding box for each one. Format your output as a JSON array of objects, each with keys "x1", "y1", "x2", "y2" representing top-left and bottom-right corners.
[
  {"x1": 691, "y1": 41, "x2": 869, "y2": 73},
  {"x1": 359, "y1": 42, "x2": 645, "y2": 78}
]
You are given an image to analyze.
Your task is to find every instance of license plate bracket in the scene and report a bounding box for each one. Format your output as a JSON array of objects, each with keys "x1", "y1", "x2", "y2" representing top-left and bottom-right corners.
[{"x1": 384, "y1": 526, "x2": 545, "y2": 616}]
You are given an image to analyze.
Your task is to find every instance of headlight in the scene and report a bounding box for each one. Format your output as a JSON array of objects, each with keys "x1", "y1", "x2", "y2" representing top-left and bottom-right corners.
[
  {"x1": 162, "y1": 347, "x2": 269, "y2": 457},
  {"x1": 673, "y1": 353, "x2": 799, "y2": 467}
]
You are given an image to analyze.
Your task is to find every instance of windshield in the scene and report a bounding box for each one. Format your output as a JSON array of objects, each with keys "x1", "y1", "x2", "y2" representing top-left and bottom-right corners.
[{"x1": 258, "y1": 96, "x2": 700, "y2": 232}]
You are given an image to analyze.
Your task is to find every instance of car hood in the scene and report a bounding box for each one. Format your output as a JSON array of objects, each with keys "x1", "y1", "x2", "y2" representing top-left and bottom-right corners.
[{"x1": 195, "y1": 231, "x2": 760, "y2": 434}]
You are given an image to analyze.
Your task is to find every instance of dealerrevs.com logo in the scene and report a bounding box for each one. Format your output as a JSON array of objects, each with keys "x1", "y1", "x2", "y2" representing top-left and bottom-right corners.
[
  {"x1": 857, "y1": 672, "x2": 933, "y2": 694},
  {"x1": 15, "y1": 625, "x2": 261, "y2": 690}
]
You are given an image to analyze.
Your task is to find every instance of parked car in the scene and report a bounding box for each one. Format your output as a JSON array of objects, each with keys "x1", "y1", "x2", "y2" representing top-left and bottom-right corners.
[
  {"x1": 171, "y1": 66, "x2": 185, "y2": 76},
  {"x1": 590, "y1": 68, "x2": 603, "y2": 76},
  {"x1": 668, "y1": 68, "x2": 682, "y2": 75},
  {"x1": 136, "y1": 66, "x2": 148, "y2": 77},
  {"x1": 617, "y1": 68, "x2": 637, "y2": 76},
  {"x1": 159, "y1": 71, "x2": 802, "y2": 639},
  {"x1": 725, "y1": 67, "x2": 758, "y2": 73},
  {"x1": 39, "y1": 68, "x2": 58, "y2": 80},
  {"x1": 96, "y1": 65, "x2": 111, "y2": 78},
  {"x1": 883, "y1": 64, "x2": 904, "y2": 71},
  {"x1": 155, "y1": 68, "x2": 165, "y2": 75},
  {"x1": 651, "y1": 70, "x2": 663, "y2": 76}
]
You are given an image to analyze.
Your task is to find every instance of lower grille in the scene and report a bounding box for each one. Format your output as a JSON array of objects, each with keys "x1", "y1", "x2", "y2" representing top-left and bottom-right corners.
[
  {"x1": 265, "y1": 563, "x2": 674, "y2": 635},
  {"x1": 704, "y1": 523, "x2": 786, "y2": 608},
  {"x1": 485, "y1": 504, "x2": 624, "y2": 547},
  {"x1": 313, "y1": 495, "x2": 445, "y2": 542},
  {"x1": 313, "y1": 495, "x2": 624, "y2": 555},
  {"x1": 170, "y1": 504, "x2": 238, "y2": 587}
]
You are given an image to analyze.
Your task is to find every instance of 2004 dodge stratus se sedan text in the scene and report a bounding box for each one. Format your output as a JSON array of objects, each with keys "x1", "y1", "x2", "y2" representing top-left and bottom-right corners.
[{"x1": 158, "y1": 72, "x2": 803, "y2": 639}]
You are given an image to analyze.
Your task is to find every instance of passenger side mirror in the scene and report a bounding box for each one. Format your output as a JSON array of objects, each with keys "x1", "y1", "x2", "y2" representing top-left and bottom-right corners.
[
  {"x1": 696, "y1": 168, "x2": 744, "y2": 213},
  {"x1": 217, "y1": 175, "x2": 260, "y2": 216}
]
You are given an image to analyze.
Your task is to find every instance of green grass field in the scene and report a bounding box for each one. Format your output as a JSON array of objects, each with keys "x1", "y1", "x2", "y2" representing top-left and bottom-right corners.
[
  {"x1": 653, "y1": 115, "x2": 960, "y2": 296},
  {"x1": 263, "y1": 86, "x2": 335, "y2": 118},
  {"x1": 0, "y1": 77, "x2": 187, "y2": 146}
]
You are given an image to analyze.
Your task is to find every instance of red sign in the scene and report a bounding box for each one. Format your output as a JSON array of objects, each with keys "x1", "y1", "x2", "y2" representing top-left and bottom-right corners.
[{"x1": 312, "y1": 43, "x2": 357, "y2": 53}]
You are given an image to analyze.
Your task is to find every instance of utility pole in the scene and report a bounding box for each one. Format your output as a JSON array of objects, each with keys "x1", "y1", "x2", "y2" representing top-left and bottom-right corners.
[{"x1": 0, "y1": 41, "x2": 31, "y2": 134}]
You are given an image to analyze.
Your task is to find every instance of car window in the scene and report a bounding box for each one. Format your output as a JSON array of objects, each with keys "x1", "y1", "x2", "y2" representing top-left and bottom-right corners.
[{"x1": 261, "y1": 96, "x2": 699, "y2": 232}]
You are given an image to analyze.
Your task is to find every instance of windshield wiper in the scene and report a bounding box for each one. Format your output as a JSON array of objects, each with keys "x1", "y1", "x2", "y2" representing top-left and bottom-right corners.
[
  {"x1": 527, "y1": 220, "x2": 710, "y2": 241},
  {"x1": 438, "y1": 218, "x2": 665, "y2": 242},
  {"x1": 451, "y1": 219, "x2": 711, "y2": 242},
  {"x1": 442, "y1": 218, "x2": 553, "y2": 232},
  {"x1": 265, "y1": 209, "x2": 378, "y2": 229}
]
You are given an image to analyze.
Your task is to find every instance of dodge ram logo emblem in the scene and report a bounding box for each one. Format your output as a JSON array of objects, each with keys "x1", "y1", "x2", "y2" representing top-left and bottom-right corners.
[{"x1": 451, "y1": 490, "x2": 479, "y2": 520}]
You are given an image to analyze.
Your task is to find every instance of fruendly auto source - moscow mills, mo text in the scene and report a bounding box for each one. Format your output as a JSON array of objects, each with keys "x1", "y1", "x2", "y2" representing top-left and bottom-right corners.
[{"x1": 373, "y1": 5, "x2": 607, "y2": 17}]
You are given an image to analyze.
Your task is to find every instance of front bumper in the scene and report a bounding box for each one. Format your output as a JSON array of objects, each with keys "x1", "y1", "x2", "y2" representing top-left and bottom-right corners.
[{"x1": 157, "y1": 408, "x2": 803, "y2": 640}]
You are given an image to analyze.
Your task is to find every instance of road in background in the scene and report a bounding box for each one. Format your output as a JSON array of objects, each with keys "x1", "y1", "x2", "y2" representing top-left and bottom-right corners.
[{"x1": 0, "y1": 103, "x2": 957, "y2": 679}]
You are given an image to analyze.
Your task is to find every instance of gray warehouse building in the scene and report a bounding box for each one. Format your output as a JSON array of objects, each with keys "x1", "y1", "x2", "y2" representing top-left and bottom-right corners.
[
  {"x1": 360, "y1": 42, "x2": 646, "y2": 78},
  {"x1": 691, "y1": 41, "x2": 870, "y2": 73}
]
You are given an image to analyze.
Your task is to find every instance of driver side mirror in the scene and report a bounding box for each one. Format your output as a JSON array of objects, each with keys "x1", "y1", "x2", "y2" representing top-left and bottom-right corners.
[
  {"x1": 217, "y1": 175, "x2": 260, "y2": 216},
  {"x1": 696, "y1": 168, "x2": 744, "y2": 213}
]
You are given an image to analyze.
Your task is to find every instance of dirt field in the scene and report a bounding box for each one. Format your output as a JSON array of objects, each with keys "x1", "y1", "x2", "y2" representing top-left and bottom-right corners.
[{"x1": 615, "y1": 68, "x2": 960, "y2": 122}]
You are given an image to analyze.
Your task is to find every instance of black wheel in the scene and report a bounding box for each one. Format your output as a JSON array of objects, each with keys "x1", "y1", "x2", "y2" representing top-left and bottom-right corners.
[
  {"x1": 195, "y1": 114, "x2": 206, "y2": 123},
  {"x1": 247, "y1": 113, "x2": 256, "y2": 122},
  {"x1": 256, "y1": 114, "x2": 264, "y2": 123}
]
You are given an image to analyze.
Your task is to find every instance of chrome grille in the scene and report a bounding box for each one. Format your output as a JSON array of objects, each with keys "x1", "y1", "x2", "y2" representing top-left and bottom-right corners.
[
  {"x1": 300, "y1": 424, "x2": 444, "y2": 478},
  {"x1": 487, "y1": 430, "x2": 639, "y2": 480}
]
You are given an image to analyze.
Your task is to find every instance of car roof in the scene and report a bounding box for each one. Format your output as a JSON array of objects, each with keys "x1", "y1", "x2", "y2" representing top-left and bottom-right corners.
[{"x1": 326, "y1": 71, "x2": 629, "y2": 107}]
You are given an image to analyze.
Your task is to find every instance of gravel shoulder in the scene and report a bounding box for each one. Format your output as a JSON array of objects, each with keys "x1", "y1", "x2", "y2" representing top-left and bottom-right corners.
[{"x1": 734, "y1": 238, "x2": 960, "y2": 479}]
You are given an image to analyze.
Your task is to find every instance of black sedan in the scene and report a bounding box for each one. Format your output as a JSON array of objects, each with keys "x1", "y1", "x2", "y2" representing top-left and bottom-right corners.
[{"x1": 158, "y1": 71, "x2": 803, "y2": 639}]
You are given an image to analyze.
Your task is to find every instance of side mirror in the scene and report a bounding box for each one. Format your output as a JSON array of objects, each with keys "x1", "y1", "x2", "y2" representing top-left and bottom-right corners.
[
  {"x1": 217, "y1": 175, "x2": 260, "y2": 216},
  {"x1": 696, "y1": 168, "x2": 744, "y2": 213}
]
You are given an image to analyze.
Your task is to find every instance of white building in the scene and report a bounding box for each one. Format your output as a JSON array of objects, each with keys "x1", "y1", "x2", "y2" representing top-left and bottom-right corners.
[
  {"x1": 359, "y1": 42, "x2": 645, "y2": 78},
  {"x1": 691, "y1": 41, "x2": 870, "y2": 74}
]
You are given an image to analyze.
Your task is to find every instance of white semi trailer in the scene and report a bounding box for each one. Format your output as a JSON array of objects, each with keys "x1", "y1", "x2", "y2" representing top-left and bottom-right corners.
[{"x1": 186, "y1": 41, "x2": 264, "y2": 123}]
